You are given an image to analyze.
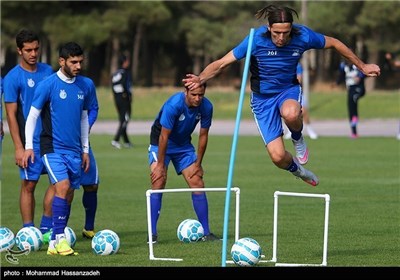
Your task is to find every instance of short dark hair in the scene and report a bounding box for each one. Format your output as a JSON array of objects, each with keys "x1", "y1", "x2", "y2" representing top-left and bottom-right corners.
[
  {"x1": 59, "y1": 42, "x2": 83, "y2": 59},
  {"x1": 15, "y1": 29, "x2": 39, "y2": 49},
  {"x1": 118, "y1": 52, "x2": 130, "y2": 67}
]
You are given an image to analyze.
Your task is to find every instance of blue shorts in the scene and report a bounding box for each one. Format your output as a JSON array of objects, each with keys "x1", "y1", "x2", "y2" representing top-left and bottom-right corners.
[
  {"x1": 251, "y1": 85, "x2": 302, "y2": 145},
  {"x1": 19, "y1": 149, "x2": 47, "y2": 181},
  {"x1": 42, "y1": 153, "x2": 82, "y2": 189},
  {"x1": 80, "y1": 147, "x2": 99, "y2": 186},
  {"x1": 148, "y1": 144, "x2": 196, "y2": 175}
]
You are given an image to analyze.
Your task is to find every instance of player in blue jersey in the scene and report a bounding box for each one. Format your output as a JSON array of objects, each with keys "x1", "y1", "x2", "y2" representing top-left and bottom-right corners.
[
  {"x1": 1, "y1": 77, "x2": 4, "y2": 143},
  {"x1": 184, "y1": 4, "x2": 380, "y2": 187},
  {"x1": 148, "y1": 83, "x2": 219, "y2": 243},
  {"x1": 41, "y1": 104, "x2": 101, "y2": 244},
  {"x1": 79, "y1": 106, "x2": 100, "y2": 239},
  {"x1": 3, "y1": 29, "x2": 54, "y2": 232},
  {"x1": 0, "y1": 78, "x2": 3, "y2": 182},
  {"x1": 22, "y1": 42, "x2": 98, "y2": 256}
]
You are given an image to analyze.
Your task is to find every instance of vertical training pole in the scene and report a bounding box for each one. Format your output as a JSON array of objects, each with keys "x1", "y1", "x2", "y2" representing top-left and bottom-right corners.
[{"x1": 221, "y1": 28, "x2": 254, "y2": 267}]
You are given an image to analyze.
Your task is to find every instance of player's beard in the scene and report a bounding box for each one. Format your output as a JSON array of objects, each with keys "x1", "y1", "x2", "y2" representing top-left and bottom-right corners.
[{"x1": 64, "y1": 65, "x2": 80, "y2": 78}]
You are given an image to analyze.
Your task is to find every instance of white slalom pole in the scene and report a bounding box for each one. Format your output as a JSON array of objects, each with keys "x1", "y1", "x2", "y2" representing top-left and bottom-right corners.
[{"x1": 221, "y1": 28, "x2": 254, "y2": 267}]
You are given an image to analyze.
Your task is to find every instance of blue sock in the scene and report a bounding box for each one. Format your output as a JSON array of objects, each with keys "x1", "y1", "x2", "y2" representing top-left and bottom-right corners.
[
  {"x1": 286, "y1": 159, "x2": 299, "y2": 172},
  {"x1": 291, "y1": 131, "x2": 302, "y2": 141},
  {"x1": 23, "y1": 222, "x2": 34, "y2": 228},
  {"x1": 51, "y1": 196, "x2": 68, "y2": 240},
  {"x1": 192, "y1": 193, "x2": 210, "y2": 235},
  {"x1": 66, "y1": 204, "x2": 71, "y2": 224},
  {"x1": 83, "y1": 191, "x2": 97, "y2": 231},
  {"x1": 290, "y1": 124, "x2": 303, "y2": 141},
  {"x1": 150, "y1": 193, "x2": 163, "y2": 235},
  {"x1": 39, "y1": 215, "x2": 53, "y2": 233}
]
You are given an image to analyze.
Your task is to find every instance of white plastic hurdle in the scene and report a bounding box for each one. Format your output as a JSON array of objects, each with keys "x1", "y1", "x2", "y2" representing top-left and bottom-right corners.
[
  {"x1": 146, "y1": 187, "x2": 241, "y2": 261},
  {"x1": 261, "y1": 191, "x2": 331, "y2": 267}
]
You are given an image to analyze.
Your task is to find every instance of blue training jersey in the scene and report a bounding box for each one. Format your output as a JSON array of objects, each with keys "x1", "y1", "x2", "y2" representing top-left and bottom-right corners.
[
  {"x1": 150, "y1": 92, "x2": 213, "y2": 147},
  {"x1": 232, "y1": 24, "x2": 325, "y2": 95},
  {"x1": 297, "y1": 63, "x2": 303, "y2": 76},
  {"x1": 32, "y1": 70, "x2": 98, "y2": 156},
  {"x1": 3, "y1": 63, "x2": 53, "y2": 149}
]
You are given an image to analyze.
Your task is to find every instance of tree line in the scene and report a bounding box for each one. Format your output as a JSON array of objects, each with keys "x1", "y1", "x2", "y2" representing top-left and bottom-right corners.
[{"x1": 1, "y1": 1, "x2": 399, "y2": 90}]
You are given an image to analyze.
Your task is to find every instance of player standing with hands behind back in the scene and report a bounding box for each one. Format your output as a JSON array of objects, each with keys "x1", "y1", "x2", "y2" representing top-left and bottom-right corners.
[
  {"x1": 22, "y1": 42, "x2": 98, "y2": 256},
  {"x1": 184, "y1": 4, "x2": 380, "y2": 187},
  {"x1": 111, "y1": 53, "x2": 133, "y2": 149},
  {"x1": 336, "y1": 61, "x2": 366, "y2": 138}
]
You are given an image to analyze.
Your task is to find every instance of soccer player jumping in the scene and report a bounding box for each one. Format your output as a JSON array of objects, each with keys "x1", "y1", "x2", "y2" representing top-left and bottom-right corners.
[{"x1": 183, "y1": 4, "x2": 380, "y2": 187}]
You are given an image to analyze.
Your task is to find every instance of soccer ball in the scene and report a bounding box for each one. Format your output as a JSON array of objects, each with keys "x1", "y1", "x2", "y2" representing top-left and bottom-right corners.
[
  {"x1": 0, "y1": 227, "x2": 15, "y2": 252},
  {"x1": 15, "y1": 226, "x2": 43, "y2": 252},
  {"x1": 177, "y1": 219, "x2": 204, "y2": 243},
  {"x1": 64, "y1": 227, "x2": 77, "y2": 248},
  {"x1": 91, "y1": 229, "x2": 120, "y2": 255},
  {"x1": 231, "y1": 237, "x2": 262, "y2": 267},
  {"x1": 43, "y1": 227, "x2": 76, "y2": 247}
]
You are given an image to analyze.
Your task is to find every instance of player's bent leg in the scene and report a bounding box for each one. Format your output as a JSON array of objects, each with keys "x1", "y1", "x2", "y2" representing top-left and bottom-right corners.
[
  {"x1": 292, "y1": 135, "x2": 309, "y2": 165},
  {"x1": 291, "y1": 158, "x2": 319, "y2": 186}
]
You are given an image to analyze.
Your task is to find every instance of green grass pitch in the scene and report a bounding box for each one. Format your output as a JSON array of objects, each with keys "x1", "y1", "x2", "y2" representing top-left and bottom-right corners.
[{"x1": 1, "y1": 134, "x2": 399, "y2": 268}]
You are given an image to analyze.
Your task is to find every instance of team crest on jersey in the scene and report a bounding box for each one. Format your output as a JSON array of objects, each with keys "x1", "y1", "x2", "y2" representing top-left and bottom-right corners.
[
  {"x1": 27, "y1": 79, "x2": 35, "y2": 88},
  {"x1": 179, "y1": 114, "x2": 185, "y2": 121},
  {"x1": 292, "y1": 50, "x2": 301, "y2": 57},
  {"x1": 196, "y1": 113, "x2": 201, "y2": 120},
  {"x1": 59, "y1": 90, "x2": 67, "y2": 99}
]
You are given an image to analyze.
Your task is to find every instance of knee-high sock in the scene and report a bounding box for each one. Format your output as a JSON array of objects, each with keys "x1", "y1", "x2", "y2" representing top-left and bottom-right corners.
[
  {"x1": 83, "y1": 191, "x2": 97, "y2": 231},
  {"x1": 39, "y1": 215, "x2": 53, "y2": 234},
  {"x1": 192, "y1": 193, "x2": 210, "y2": 235},
  {"x1": 66, "y1": 203, "x2": 71, "y2": 225},
  {"x1": 150, "y1": 193, "x2": 163, "y2": 235},
  {"x1": 51, "y1": 196, "x2": 69, "y2": 240}
]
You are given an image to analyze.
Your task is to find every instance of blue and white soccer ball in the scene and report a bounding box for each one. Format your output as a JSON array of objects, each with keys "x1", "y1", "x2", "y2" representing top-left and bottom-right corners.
[
  {"x1": 177, "y1": 219, "x2": 204, "y2": 243},
  {"x1": 91, "y1": 229, "x2": 120, "y2": 255},
  {"x1": 64, "y1": 227, "x2": 77, "y2": 248},
  {"x1": 44, "y1": 226, "x2": 77, "y2": 247},
  {"x1": 0, "y1": 227, "x2": 15, "y2": 252},
  {"x1": 231, "y1": 237, "x2": 262, "y2": 267},
  {"x1": 15, "y1": 226, "x2": 43, "y2": 252}
]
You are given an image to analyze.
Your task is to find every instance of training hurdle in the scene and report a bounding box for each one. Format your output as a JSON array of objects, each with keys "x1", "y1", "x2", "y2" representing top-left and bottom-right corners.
[
  {"x1": 261, "y1": 191, "x2": 330, "y2": 267},
  {"x1": 145, "y1": 187, "x2": 241, "y2": 261}
]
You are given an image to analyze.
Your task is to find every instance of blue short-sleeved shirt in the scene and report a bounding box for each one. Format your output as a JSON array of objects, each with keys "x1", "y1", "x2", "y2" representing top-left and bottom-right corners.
[
  {"x1": 3, "y1": 63, "x2": 53, "y2": 150},
  {"x1": 150, "y1": 92, "x2": 213, "y2": 150},
  {"x1": 233, "y1": 24, "x2": 325, "y2": 95},
  {"x1": 32, "y1": 71, "x2": 98, "y2": 157}
]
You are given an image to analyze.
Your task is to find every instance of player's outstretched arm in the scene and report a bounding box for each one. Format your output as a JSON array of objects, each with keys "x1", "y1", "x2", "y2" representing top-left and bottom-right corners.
[
  {"x1": 183, "y1": 50, "x2": 237, "y2": 90},
  {"x1": 324, "y1": 36, "x2": 381, "y2": 77}
]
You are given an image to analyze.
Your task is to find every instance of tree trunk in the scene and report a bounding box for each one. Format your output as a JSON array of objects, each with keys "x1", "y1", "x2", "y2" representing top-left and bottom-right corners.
[
  {"x1": 133, "y1": 22, "x2": 143, "y2": 83},
  {"x1": 110, "y1": 37, "x2": 120, "y2": 75}
]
